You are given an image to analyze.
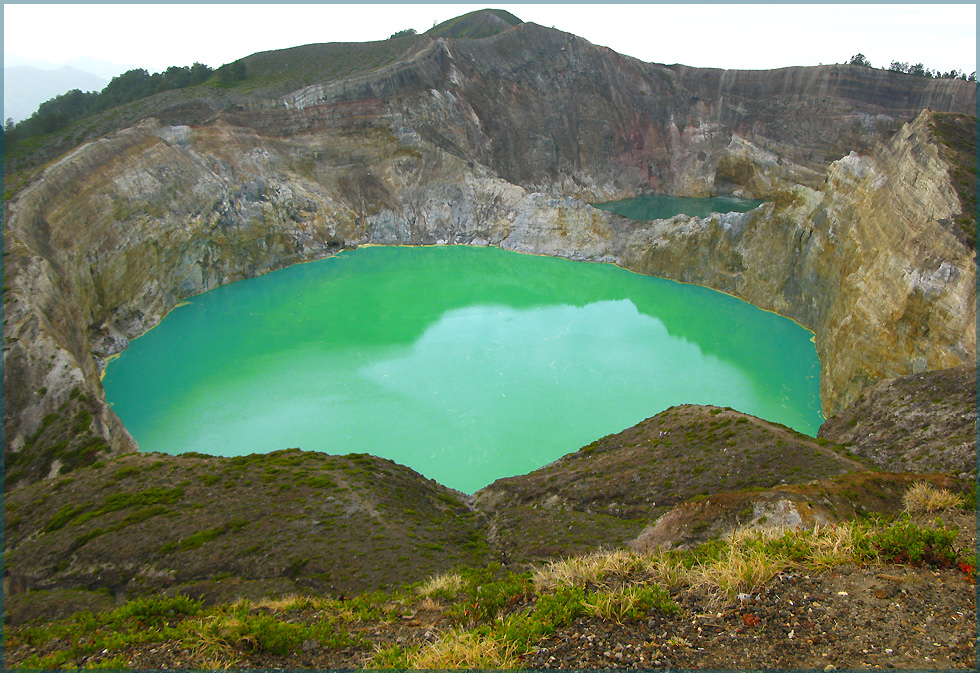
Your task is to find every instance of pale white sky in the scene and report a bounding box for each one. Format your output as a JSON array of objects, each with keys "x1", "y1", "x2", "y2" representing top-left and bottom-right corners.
[{"x1": 3, "y1": 3, "x2": 977, "y2": 76}]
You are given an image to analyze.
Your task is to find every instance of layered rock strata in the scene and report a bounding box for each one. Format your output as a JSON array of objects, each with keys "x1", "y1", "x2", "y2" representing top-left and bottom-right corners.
[
  {"x1": 620, "y1": 110, "x2": 976, "y2": 415},
  {"x1": 3, "y1": 21, "x2": 975, "y2": 486}
]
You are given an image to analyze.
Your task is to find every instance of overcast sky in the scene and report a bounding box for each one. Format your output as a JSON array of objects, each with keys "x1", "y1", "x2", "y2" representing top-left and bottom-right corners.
[{"x1": 4, "y1": 3, "x2": 977, "y2": 76}]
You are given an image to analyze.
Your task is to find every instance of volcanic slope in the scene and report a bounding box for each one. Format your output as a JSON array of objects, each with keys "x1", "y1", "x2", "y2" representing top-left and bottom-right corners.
[
  {"x1": 819, "y1": 363, "x2": 976, "y2": 475},
  {"x1": 7, "y1": 399, "x2": 973, "y2": 630},
  {"x1": 2, "y1": 9, "x2": 523, "y2": 178},
  {"x1": 4, "y1": 449, "x2": 490, "y2": 625},
  {"x1": 472, "y1": 404, "x2": 870, "y2": 561}
]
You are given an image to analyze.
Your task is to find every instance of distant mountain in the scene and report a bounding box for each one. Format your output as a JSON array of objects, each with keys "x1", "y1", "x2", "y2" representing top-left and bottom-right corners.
[
  {"x1": 3, "y1": 53, "x2": 60, "y2": 69},
  {"x1": 63, "y1": 55, "x2": 137, "y2": 81},
  {"x1": 3, "y1": 53, "x2": 135, "y2": 79},
  {"x1": 3, "y1": 64, "x2": 108, "y2": 122}
]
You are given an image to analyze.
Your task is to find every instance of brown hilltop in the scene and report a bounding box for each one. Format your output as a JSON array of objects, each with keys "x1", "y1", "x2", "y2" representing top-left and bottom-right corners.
[
  {"x1": 4, "y1": 449, "x2": 490, "y2": 624},
  {"x1": 473, "y1": 404, "x2": 868, "y2": 561}
]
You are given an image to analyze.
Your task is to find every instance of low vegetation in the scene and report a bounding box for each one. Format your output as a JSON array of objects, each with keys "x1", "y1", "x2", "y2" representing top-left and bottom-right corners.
[
  {"x1": 476, "y1": 404, "x2": 870, "y2": 560},
  {"x1": 424, "y1": 8, "x2": 522, "y2": 40},
  {"x1": 534, "y1": 497, "x2": 965, "y2": 605},
  {"x1": 4, "y1": 448, "x2": 492, "y2": 618},
  {"x1": 2, "y1": 33, "x2": 430, "y2": 178},
  {"x1": 818, "y1": 363, "x2": 976, "y2": 472},
  {"x1": 4, "y1": 63, "x2": 213, "y2": 144},
  {"x1": 6, "y1": 482, "x2": 972, "y2": 669}
]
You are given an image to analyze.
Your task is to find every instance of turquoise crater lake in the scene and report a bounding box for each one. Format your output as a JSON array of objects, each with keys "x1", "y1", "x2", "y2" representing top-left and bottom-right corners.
[
  {"x1": 593, "y1": 194, "x2": 764, "y2": 220},
  {"x1": 103, "y1": 245, "x2": 822, "y2": 493}
]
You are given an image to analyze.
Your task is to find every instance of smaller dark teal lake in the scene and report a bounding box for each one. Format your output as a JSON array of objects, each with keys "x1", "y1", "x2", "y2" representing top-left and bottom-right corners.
[
  {"x1": 593, "y1": 195, "x2": 764, "y2": 220},
  {"x1": 103, "y1": 244, "x2": 821, "y2": 494}
]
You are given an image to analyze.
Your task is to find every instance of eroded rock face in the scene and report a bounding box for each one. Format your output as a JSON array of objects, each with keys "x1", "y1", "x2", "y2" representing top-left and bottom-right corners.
[
  {"x1": 622, "y1": 110, "x2": 976, "y2": 415},
  {"x1": 3, "y1": 21, "x2": 975, "y2": 486}
]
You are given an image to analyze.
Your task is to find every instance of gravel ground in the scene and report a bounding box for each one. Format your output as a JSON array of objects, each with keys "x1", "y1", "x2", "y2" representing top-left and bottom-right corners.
[{"x1": 528, "y1": 564, "x2": 976, "y2": 669}]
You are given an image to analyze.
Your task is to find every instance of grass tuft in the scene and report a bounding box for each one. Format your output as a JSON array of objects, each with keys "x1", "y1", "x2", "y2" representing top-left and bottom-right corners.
[
  {"x1": 406, "y1": 628, "x2": 521, "y2": 669},
  {"x1": 582, "y1": 584, "x2": 676, "y2": 622},
  {"x1": 902, "y1": 481, "x2": 965, "y2": 514},
  {"x1": 417, "y1": 571, "x2": 464, "y2": 599},
  {"x1": 691, "y1": 540, "x2": 784, "y2": 603}
]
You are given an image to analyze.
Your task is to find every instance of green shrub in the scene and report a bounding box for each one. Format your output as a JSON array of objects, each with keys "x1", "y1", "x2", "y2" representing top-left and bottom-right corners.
[
  {"x1": 72, "y1": 527, "x2": 110, "y2": 548},
  {"x1": 446, "y1": 567, "x2": 532, "y2": 626},
  {"x1": 71, "y1": 410, "x2": 93, "y2": 434},
  {"x1": 111, "y1": 465, "x2": 140, "y2": 481},
  {"x1": 867, "y1": 518, "x2": 959, "y2": 567},
  {"x1": 44, "y1": 504, "x2": 86, "y2": 532},
  {"x1": 108, "y1": 594, "x2": 203, "y2": 630},
  {"x1": 963, "y1": 479, "x2": 976, "y2": 510},
  {"x1": 530, "y1": 585, "x2": 587, "y2": 631},
  {"x1": 102, "y1": 486, "x2": 185, "y2": 512},
  {"x1": 117, "y1": 504, "x2": 172, "y2": 527},
  {"x1": 171, "y1": 519, "x2": 250, "y2": 552},
  {"x1": 582, "y1": 584, "x2": 676, "y2": 622},
  {"x1": 301, "y1": 475, "x2": 337, "y2": 489},
  {"x1": 371, "y1": 644, "x2": 413, "y2": 668}
]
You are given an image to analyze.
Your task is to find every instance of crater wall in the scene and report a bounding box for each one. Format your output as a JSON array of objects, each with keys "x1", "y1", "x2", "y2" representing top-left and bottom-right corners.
[{"x1": 4, "y1": 25, "x2": 975, "y2": 486}]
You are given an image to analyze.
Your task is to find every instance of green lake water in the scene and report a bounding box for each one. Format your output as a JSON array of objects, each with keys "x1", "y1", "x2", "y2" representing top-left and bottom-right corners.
[
  {"x1": 593, "y1": 194, "x2": 764, "y2": 220},
  {"x1": 103, "y1": 245, "x2": 821, "y2": 493}
]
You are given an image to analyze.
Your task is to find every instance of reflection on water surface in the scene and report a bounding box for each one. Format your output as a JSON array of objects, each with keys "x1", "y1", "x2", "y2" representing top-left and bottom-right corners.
[{"x1": 103, "y1": 245, "x2": 820, "y2": 493}]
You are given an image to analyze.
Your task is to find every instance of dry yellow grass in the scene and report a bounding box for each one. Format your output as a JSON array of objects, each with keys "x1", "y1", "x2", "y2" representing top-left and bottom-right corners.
[
  {"x1": 690, "y1": 543, "x2": 784, "y2": 603},
  {"x1": 582, "y1": 584, "x2": 656, "y2": 623},
  {"x1": 902, "y1": 481, "x2": 965, "y2": 514},
  {"x1": 246, "y1": 593, "x2": 322, "y2": 613},
  {"x1": 637, "y1": 551, "x2": 688, "y2": 590},
  {"x1": 532, "y1": 552, "x2": 604, "y2": 590},
  {"x1": 184, "y1": 613, "x2": 252, "y2": 668},
  {"x1": 529, "y1": 509, "x2": 952, "y2": 609},
  {"x1": 406, "y1": 628, "x2": 521, "y2": 669},
  {"x1": 417, "y1": 596, "x2": 445, "y2": 612},
  {"x1": 533, "y1": 547, "x2": 643, "y2": 590},
  {"x1": 806, "y1": 522, "x2": 860, "y2": 570},
  {"x1": 600, "y1": 547, "x2": 644, "y2": 577},
  {"x1": 417, "y1": 571, "x2": 464, "y2": 598}
]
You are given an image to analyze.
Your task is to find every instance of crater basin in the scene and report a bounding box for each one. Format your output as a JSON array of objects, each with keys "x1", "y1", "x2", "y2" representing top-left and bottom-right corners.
[{"x1": 103, "y1": 245, "x2": 822, "y2": 493}]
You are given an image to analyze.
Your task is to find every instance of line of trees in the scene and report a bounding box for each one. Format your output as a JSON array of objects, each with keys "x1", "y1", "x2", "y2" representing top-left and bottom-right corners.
[
  {"x1": 388, "y1": 28, "x2": 417, "y2": 39},
  {"x1": 848, "y1": 53, "x2": 975, "y2": 81},
  {"x1": 4, "y1": 62, "x2": 214, "y2": 145}
]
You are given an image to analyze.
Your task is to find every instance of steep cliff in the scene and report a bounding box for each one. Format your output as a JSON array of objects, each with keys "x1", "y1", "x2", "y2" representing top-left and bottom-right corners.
[
  {"x1": 3, "y1": 16, "x2": 975, "y2": 487},
  {"x1": 621, "y1": 110, "x2": 976, "y2": 414}
]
